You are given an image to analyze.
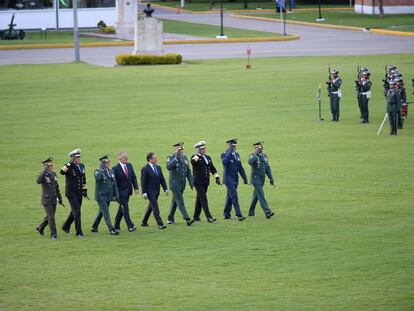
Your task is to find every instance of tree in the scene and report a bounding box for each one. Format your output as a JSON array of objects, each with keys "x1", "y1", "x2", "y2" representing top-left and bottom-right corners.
[{"x1": 379, "y1": 0, "x2": 384, "y2": 16}]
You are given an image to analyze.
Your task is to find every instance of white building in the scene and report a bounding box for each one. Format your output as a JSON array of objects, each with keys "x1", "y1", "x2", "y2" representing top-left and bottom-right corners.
[{"x1": 0, "y1": 0, "x2": 117, "y2": 29}]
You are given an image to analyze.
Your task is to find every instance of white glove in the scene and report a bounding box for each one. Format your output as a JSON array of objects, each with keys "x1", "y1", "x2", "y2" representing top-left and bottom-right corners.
[{"x1": 143, "y1": 193, "x2": 148, "y2": 200}]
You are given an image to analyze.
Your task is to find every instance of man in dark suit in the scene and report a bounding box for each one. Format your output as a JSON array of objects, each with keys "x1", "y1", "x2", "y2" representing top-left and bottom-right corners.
[
  {"x1": 191, "y1": 141, "x2": 221, "y2": 223},
  {"x1": 113, "y1": 151, "x2": 139, "y2": 232},
  {"x1": 141, "y1": 152, "x2": 169, "y2": 229},
  {"x1": 60, "y1": 149, "x2": 88, "y2": 237}
]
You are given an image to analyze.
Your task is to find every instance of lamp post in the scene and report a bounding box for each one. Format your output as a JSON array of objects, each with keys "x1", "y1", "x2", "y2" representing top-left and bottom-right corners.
[
  {"x1": 316, "y1": 0, "x2": 325, "y2": 21},
  {"x1": 216, "y1": 0, "x2": 227, "y2": 38},
  {"x1": 73, "y1": 0, "x2": 80, "y2": 62}
]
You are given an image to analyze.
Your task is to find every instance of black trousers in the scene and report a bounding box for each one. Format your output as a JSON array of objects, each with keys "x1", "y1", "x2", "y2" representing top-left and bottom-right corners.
[
  {"x1": 193, "y1": 184, "x2": 213, "y2": 220},
  {"x1": 38, "y1": 204, "x2": 57, "y2": 236},
  {"x1": 389, "y1": 110, "x2": 398, "y2": 135},
  {"x1": 142, "y1": 193, "x2": 164, "y2": 226},
  {"x1": 114, "y1": 196, "x2": 134, "y2": 229},
  {"x1": 62, "y1": 195, "x2": 83, "y2": 235},
  {"x1": 360, "y1": 95, "x2": 369, "y2": 122}
]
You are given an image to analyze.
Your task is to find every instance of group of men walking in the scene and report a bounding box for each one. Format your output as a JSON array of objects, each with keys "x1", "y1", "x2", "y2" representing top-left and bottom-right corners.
[
  {"x1": 36, "y1": 140, "x2": 276, "y2": 240},
  {"x1": 325, "y1": 64, "x2": 409, "y2": 135}
]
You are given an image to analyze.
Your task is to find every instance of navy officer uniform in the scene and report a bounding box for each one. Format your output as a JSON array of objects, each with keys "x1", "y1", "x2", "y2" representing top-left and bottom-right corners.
[
  {"x1": 191, "y1": 141, "x2": 220, "y2": 223},
  {"x1": 60, "y1": 149, "x2": 88, "y2": 237},
  {"x1": 221, "y1": 139, "x2": 248, "y2": 221}
]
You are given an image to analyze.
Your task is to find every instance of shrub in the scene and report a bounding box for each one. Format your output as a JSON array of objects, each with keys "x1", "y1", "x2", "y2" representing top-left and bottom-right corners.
[
  {"x1": 97, "y1": 20, "x2": 107, "y2": 28},
  {"x1": 99, "y1": 26, "x2": 115, "y2": 34},
  {"x1": 115, "y1": 53, "x2": 183, "y2": 66}
]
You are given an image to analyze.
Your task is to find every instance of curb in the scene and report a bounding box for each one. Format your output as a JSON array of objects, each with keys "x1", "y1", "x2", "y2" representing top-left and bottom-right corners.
[
  {"x1": 0, "y1": 36, "x2": 300, "y2": 50},
  {"x1": 369, "y1": 28, "x2": 414, "y2": 37},
  {"x1": 232, "y1": 14, "x2": 365, "y2": 32},
  {"x1": 152, "y1": 4, "x2": 353, "y2": 14}
]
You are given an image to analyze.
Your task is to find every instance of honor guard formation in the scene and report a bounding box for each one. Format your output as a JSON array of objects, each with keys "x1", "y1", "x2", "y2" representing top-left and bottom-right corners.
[
  {"x1": 325, "y1": 64, "x2": 409, "y2": 135},
  {"x1": 36, "y1": 140, "x2": 276, "y2": 240}
]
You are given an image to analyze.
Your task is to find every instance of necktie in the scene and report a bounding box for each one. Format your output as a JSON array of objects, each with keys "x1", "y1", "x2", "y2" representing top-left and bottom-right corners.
[
  {"x1": 123, "y1": 165, "x2": 129, "y2": 177},
  {"x1": 153, "y1": 165, "x2": 158, "y2": 175}
]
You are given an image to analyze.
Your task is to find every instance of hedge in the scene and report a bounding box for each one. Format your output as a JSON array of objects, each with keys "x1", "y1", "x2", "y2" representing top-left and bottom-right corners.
[{"x1": 115, "y1": 53, "x2": 183, "y2": 65}]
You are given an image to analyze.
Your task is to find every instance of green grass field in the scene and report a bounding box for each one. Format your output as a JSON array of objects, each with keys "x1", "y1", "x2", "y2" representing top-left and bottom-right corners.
[
  {"x1": 244, "y1": 10, "x2": 414, "y2": 32},
  {"x1": 0, "y1": 54, "x2": 413, "y2": 310},
  {"x1": 0, "y1": 20, "x2": 279, "y2": 46},
  {"x1": 0, "y1": 30, "x2": 120, "y2": 46},
  {"x1": 163, "y1": 19, "x2": 280, "y2": 37},
  {"x1": 158, "y1": 1, "x2": 349, "y2": 12}
]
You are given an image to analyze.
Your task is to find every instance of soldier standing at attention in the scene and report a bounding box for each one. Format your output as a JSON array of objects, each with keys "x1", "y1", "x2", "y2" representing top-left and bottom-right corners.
[
  {"x1": 91, "y1": 155, "x2": 120, "y2": 235},
  {"x1": 395, "y1": 78, "x2": 406, "y2": 129},
  {"x1": 387, "y1": 81, "x2": 401, "y2": 136},
  {"x1": 60, "y1": 149, "x2": 87, "y2": 237},
  {"x1": 327, "y1": 69, "x2": 342, "y2": 122},
  {"x1": 191, "y1": 141, "x2": 220, "y2": 223},
  {"x1": 358, "y1": 70, "x2": 372, "y2": 123},
  {"x1": 221, "y1": 139, "x2": 248, "y2": 221},
  {"x1": 248, "y1": 142, "x2": 275, "y2": 219},
  {"x1": 36, "y1": 157, "x2": 64, "y2": 240},
  {"x1": 166, "y1": 142, "x2": 195, "y2": 226}
]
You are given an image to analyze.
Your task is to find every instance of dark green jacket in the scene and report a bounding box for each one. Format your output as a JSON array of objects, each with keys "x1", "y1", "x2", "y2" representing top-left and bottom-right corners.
[
  {"x1": 166, "y1": 154, "x2": 193, "y2": 191},
  {"x1": 248, "y1": 152, "x2": 274, "y2": 186},
  {"x1": 94, "y1": 168, "x2": 119, "y2": 202},
  {"x1": 387, "y1": 89, "x2": 401, "y2": 112},
  {"x1": 36, "y1": 168, "x2": 62, "y2": 206}
]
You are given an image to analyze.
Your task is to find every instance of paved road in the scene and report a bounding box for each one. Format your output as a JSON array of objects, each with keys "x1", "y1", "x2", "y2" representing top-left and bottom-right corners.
[{"x1": 0, "y1": 8, "x2": 413, "y2": 66}]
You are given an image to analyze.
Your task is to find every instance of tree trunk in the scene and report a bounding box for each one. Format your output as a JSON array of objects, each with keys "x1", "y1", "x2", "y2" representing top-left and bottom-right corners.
[{"x1": 379, "y1": 0, "x2": 384, "y2": 16}]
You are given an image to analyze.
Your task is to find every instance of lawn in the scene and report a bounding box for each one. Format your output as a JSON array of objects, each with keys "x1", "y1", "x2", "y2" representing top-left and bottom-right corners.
[
  {"x1": 163, "y1": 19, "x2": 280, "y2": 37},
  {"x1": 0, "y1": 20, "x2": 280, "y2": 46},
  {"x1": 243, "y1": 10, "x2": 414, "y2": 32},
  {"x1": 0, "y1": 54, "x2": 413, "y2": 311},
  {"x1": 0, "y1": 30, "x2": 120, "y2": 46},
  {"x1": 157, "y1": 1, "x2": 350, "y2": 12}
]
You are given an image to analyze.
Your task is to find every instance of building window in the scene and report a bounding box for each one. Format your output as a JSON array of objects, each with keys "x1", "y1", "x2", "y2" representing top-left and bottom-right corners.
[
  {"x1": 59, "y1": 0, "x2": 115, "y2": 8},
  {"x1": 0, "y1": 0, "x2": 53, "y2": 10}
]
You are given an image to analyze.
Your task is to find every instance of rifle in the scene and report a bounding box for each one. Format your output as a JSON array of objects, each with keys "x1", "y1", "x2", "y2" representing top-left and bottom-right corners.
[
  {"x1": 316, "y1": 83, "x2": 324, "y2": 121},
  {"x1": 382, "y1": 63, "x2": 389, "y2": 96},
  {"x1": 355, "y1": 65, "x2": 361, "y2": 98},
  {"x1": 326, "y1": 64, "x2": 331, "y2": 97}
]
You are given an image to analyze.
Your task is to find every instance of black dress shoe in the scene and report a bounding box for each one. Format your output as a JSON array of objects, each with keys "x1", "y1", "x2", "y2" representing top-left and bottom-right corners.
[
  {"x1": 128, "y1": 227, "x2": 136, "y2": 232},
  {"x1": 36, "y1": 227, "x2": 44, "y2": 236},
  {"x1": 61, "y1": 227, "x2": 70, "y2": 234},
  {"x1": 167, "y1": 220, "x2": 175, "y2": 225},
  {"x1": 158, "y1": 225, "x2": 167, "y2": 229},
  {"x1": 51, "y1": 235, "x2": 58, "y2": 240},
  {"x1": 248, "y1": 214, "x2": 255, "y2": 217},
  {"x1": 110, "y1": 230, "x2": 119, "y2": 235},
  {"x1": 223, "y1": 216, "x2": 232, "y2": 220},
  {"x1": 141, "y1": 223, "x2": 149, "y2": 227},
  {"x1": 193, "y1": 218, "x2": 201, "y2": 222},
  {"x1": 186, "y1": 219, "x2": 195, "y2": 226},
  {"x1": 238, "y1": 216, "x2": 246, "y2": 221},
  {"x1": 91, "y1": 228, "x2": 98, "y2": 233},
  {"x1": 76, "y1": 233, "x2": 85, "y2": 237},
  {"x1": 266, "y1": 212, "x2": 275, "y2": 219},
  {"x1": 207, "y1": 217, "x2": 216, "y2": 223}
]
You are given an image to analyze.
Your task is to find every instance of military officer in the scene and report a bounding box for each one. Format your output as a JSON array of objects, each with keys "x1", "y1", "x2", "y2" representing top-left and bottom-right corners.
[
  {"x1": 191, "y1": 141, "x2": 220, "y2": 223},
  {"x1": 247, "y1": 142, "x2": 275, "y2": 219},
  {"x1": 166, "y1": 142, "x2": 194, "y2": 226},
  {"x1": 386, "y1": 80, "x2": 401, "y2": 136},
  {"x1": 221, "y1": 139, "x2": 248, "y2": 221},
  {"x1": 91, "y1": 155, "x2": 119, "y2": 235},
  {"x1": 358, "y1": 70, "x2": 372, "y2": 123},
  {"x1": 60, "y1": 149, "x2": 87, "y2": 237},
  {"x1": 327, "y1": 69, "x2": 342, "y2": 122},
  {"x1": 395, "y1": 78, "x2": 406, "y2": 129},
  {"x1": 36, "y1": 157, "x2": 64, "y2": 240}
]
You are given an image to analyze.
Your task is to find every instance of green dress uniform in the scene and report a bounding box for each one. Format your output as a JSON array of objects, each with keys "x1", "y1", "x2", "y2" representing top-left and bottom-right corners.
[
  {"x1": 166, "y1": 153, "x2": 194, "y2": 223},
  {"x1": 91, "y1": 166, "x2": 119, "y2": 232},
  {"x1": 386, "y1": 85, "x2": 401, "y2": 136},
  {"x1": 36, "y1": 159, "x2": 63, "y2": 239},
  {"x1": 247, "y1": 146, "x2": 275, "y2": 218}
]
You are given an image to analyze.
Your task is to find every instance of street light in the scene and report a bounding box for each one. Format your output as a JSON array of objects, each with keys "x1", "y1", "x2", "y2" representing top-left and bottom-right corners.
[
  {"x1": 73, "y1": 0, "x2": 80, "y2": 61},
  {"x1": 216, "y1": 0, "x2": 227, "y2": 38},
  {"x1": 316, "y1": 0, "x2": 325, "y2": 21}
]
